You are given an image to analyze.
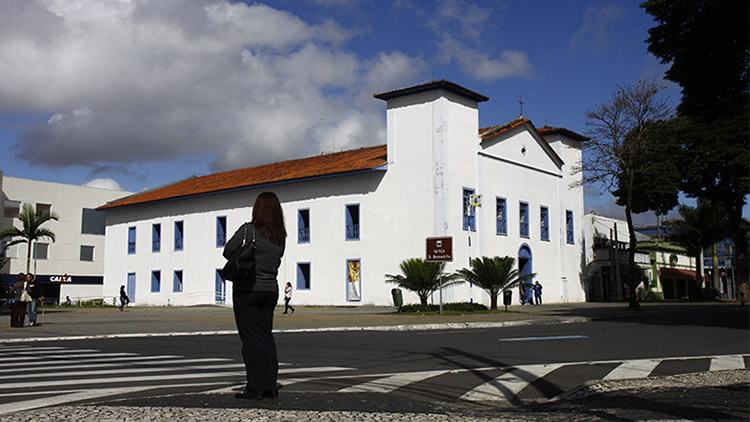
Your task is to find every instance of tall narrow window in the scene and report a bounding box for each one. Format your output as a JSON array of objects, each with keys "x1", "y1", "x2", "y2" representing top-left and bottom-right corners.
[
  {"x1": 540, "y1": 206, "x2": 549, "y2": 241},
  {"x1": 519, "y1": 202, "x2": 529, "y2": 239},
  {"x1": 496, "y1": 197, "x2": 507, "y2": 235},
  {"x1": 174, "y1": 221, "x2": 184, "y2": 251},
  {"x1": 297, "y1": 263, "x2": 311, "y2": 290},
  {"x1": 345, "y1": 205, "x2": 360, "y2": 240},
  {"x1": 152, "y1": 224, "x2": 161, "y2": 252},
  {"x1": 215, "y1": 270, "x2": 226, "y2": 303},
  {"x1": 127, "y1": 227, "x2": 136, "y2": 254},
  {"x1": 566, "y1": 210, "x2": 575, "y2": 244},
  {"x1": 298, "y1": 209, "x2": 310, "y2": 243},
  {"x1": 216, "y1": 216, "x2": 227, "y2": 247},
  {"x1": 463, "y1": 188, "x2": 476, "y2": 231},
  {"x1": 151, "y1": 270, "x2": 161, "y2": 293},
  {"x1": 346, "y1": 259, "x2": 361, "y2": 302},
  {"x1": 173, "y1": 270, "x2": 183, "y2": 293},
  {"x1": 127, "y1": 272, "x2": 136, "y2": 303}
]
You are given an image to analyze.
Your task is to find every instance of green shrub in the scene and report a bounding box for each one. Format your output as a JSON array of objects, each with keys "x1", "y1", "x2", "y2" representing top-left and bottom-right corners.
[{"x1": 399, "y1": 302, "x2": 488, "y2": 313}]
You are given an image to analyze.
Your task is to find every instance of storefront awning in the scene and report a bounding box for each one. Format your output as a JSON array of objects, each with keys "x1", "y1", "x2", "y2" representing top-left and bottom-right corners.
[{"x1": 660, "y1": 268, "x2": 697, "y2": 280}]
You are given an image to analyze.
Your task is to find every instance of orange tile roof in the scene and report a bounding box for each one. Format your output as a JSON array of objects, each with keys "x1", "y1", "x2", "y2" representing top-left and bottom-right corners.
[
  {"x1": 99, "y1": 145, "x2": 388, "y2": 210},
  {"x1": 479, "y1": 117, "x2": 530, "y2": 141}
]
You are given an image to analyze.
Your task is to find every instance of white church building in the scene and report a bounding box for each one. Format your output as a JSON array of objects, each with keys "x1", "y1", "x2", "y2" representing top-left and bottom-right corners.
[{"x1": 99, "y1": 80, "x2": 586, "y2": 307}]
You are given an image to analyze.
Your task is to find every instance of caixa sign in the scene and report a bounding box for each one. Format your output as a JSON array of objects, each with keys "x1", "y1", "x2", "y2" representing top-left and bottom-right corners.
[{"x1": 50, "y1": 275, "x2": 73, "y2": 283}]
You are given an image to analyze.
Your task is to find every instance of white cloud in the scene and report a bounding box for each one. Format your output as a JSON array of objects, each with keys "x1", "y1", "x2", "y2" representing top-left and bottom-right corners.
[
  {"x1": 570, "y1": 2, "x2": 625, "y2": 51},
  {"x1": 84, "y1": 178, "x2": 123, "y2": 191},
  {"x1": 439, "y1": 35, "x2": 531, "y2": 81},
  {"x1": 435, "y1": 0, "x2": 490, "y2": 40},
  {"x1": 0, "y1": 0, "x2": 423, "y2": 172}
]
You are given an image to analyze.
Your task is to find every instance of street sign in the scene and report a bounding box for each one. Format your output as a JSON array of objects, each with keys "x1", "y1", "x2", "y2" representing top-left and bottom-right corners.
[{"x1": 426, "y1": 236, "x2": 453, "y2": 262}]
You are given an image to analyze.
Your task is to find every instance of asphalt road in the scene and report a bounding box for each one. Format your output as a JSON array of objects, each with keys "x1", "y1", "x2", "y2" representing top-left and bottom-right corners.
[{"x1": 0, "y1": 305, "x2": 748, "y2": 418}]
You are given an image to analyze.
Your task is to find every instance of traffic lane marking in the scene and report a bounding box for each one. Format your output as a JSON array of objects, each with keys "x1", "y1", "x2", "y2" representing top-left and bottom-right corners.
[{"x1": 499, "y1": 335, "x2": 590, "y2": 342}]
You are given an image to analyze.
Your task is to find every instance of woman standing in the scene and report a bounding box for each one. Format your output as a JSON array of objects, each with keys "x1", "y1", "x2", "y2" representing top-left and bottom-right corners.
[
  {"x1": 283, "y1": 282, "x2": 295, "y2": 314},
  {"x1": 225, "y1": 192, "x2": 286, "y2": 400}
]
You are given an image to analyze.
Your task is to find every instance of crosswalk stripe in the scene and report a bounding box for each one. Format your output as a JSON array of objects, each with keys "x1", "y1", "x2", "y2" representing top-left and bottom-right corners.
[
  {"x1": 0, "y1": 355, "x2": 184, "y2": 369},
  {"x1": 710, "y1": 355, "x2": 746, "y2": 371},
  {"x1": 2, "y1": 358, "x2": 233, "y2": 373},
  {"x1": 0, "y1": 371, "x2": 247, "y2": 389},
  {"x1": 460, "y1": 364, "x2": 563, "y2": 402},
  {"x1": 338, "y1": 369, "x2": 449, "y2": 393},
  {"x1": 0, "y1": 346, "x2": 62, "y2": 352},
  {"x1": 0, "y1": 365, "x2": 351, "y2": 381},
  {"x1": 603, "y1": 359, "x2": 661, "y2": 381},
  {"x1": 2, "y1": 352, "x2": 136, "y2": 362},
  {"x1": 0, "y1": 349, "x2": 98, "y2": 355}
]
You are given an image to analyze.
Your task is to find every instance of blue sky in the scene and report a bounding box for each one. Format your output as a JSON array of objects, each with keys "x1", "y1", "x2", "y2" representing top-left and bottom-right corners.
[{"x1": 0, "y1": 0, "x2": 695, "y2": 224}]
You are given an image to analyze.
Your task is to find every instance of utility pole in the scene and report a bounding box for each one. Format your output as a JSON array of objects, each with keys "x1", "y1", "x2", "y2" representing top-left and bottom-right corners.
[{"x1": 613, "y1": 223, "x2": 622, "y2": 300}]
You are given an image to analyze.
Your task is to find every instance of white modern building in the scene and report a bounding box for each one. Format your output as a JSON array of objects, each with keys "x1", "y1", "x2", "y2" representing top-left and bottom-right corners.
[
  {"x1": 1, "y1": 171, "x2": 132, "y2": 303},
  {"x1": 99, "y1": 81, "x2": 587, "y2": 307}
]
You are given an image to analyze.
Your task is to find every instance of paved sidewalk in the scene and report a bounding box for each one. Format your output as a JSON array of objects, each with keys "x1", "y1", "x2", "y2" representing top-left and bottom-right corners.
[{"x1": 1, "y1": 301, "x2": 745, "y2": 340}]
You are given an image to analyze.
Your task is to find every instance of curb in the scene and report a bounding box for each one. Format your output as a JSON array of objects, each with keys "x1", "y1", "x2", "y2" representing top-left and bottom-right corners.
[{"x1": 0, "y1": 316, "x2": 590, "y2": 343}]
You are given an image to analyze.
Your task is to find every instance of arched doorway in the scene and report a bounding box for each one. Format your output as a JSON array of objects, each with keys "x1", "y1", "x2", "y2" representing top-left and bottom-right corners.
[{"x1": 518, "y1": 245, "x2": 533, "y2": 304}]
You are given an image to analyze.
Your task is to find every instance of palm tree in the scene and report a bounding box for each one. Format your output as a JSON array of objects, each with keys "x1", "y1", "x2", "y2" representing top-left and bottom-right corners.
[
  {"x1": 385, "y1": 258, "x2": 462, "y2": 305},
  {"x1": 455, "y1": 256, "x2": 535, "y2": 311},
  {"x1": 0, "y1": 203, "x2": 58, "y2": 273}
]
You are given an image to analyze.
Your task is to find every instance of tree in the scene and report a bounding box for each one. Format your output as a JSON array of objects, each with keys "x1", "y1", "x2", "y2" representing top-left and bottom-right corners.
[
  {"x1": 455, "y1": 256, "x2": 535, "y2": 311},
  {"x1": 580, "y1": 80, "x2": 675, "y2": 310},
  {"x1": 665, "y1": 202, "x2": 729, "y2": 289},
  {"x1": 642, "y1": 0, "x2": 750, "y2": 293},
  {"x1": 385, "y1": 258, "x2": 461, "y2": 305},
  {"x1": 0, "y1": 203, "x2": 58, "y2": 273}
]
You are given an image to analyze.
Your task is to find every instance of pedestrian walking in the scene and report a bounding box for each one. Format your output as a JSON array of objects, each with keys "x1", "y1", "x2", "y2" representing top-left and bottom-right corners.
[
  {"x1": 10, "y1": 273, "x2": 26, "y2": 328},
  {"x1": 25, "y1": 273, "x2": 40, "y2": 326},
  {"x1": 533, "y1": 281, "x2": 543, "y2": 305},
  {"x1": 224, "y1": 192, "x2": 286, "y2": 401},
  {"x1": 283, "y1": 282, "x2": 295, "y2": 315},
  {"x1": 119, "y1": 285, "x2": 130, "y2": 311}
]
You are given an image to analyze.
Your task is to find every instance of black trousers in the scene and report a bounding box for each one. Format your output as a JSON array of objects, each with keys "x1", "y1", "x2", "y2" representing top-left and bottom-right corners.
[
  {"x1": 283, "y1": 297, "x2": 294, "y2": 313},
  {"x1": 233, "y1": 289, "x2": 279, "y2": 394}
]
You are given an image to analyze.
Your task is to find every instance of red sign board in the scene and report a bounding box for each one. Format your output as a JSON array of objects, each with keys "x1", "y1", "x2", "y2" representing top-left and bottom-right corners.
[{"x1": 426, "y1": 237, "x2": 453, "y2": 262}]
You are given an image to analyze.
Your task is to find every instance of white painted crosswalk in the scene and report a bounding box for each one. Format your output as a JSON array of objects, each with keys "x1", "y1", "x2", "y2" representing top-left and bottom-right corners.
[{"x1": 0, "y1": 343, "x2": 747, "y2": 415}]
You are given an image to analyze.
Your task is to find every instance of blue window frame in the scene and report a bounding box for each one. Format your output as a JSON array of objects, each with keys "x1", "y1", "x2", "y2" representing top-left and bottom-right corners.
[
  {"x1": 297, "y1": 262, "x2": 311, "y2": 290},
  {"x1": 298, "y1": 209, "x2": 310, "y2": 243},
  {"x1": 496, "y1": 197, "x2": 507, "y2": 235},
  {"x1": 215, "y1": 270, "x2": 225, "y2": 303},
  {"x1": 216, "y1": 216, "x2": 226, "y2": 247},
  {"x1": 174, "y1": 221, "x2": 184, "y2": 251},
  {"x1": 173, "y1": 270, "x2": 183, "y2": 293},
  {"x1": 519, "y1": 202, "x2": 529, "y2": 239},
  {"x1": 566, "y1": 210, "x2": 575, "y2": 244},
  {"x1": 463, "y1": 188, "x2": 476, "y2": 231},
  {"x1": 126, "y1": 272, "x2": 136, "y2": 303},
  {"x1": 345, "y1": 204, "x2": 360, "y2": 240},
  {"x1": 127, "y1": 227, "x2": 136, "y2": 254},
  {"x1": 540, "y1": 206, "x2": 549, "y2": 241},
  {"x1": 151, "y1": 270, "x2": 161, "y2": 293},
  {"x1": 152, "y1": 224, "x2": 161, "y2": 252}
]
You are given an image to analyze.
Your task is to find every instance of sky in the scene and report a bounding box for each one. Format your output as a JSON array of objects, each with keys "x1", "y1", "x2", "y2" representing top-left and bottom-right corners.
[{"x1": 0, "y1": 0, "x2": 701, "y2": 225}]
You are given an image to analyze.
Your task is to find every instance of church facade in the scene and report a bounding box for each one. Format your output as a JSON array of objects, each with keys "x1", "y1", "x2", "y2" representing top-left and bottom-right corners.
[{"x1": 99, "y1": 81, "x2": 586, "y2": 307}]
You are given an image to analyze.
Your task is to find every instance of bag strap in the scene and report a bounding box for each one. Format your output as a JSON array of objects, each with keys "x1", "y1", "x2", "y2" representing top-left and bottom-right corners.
[{"x1": 240, "y1": 223, "x2": 256, "y2": 248}]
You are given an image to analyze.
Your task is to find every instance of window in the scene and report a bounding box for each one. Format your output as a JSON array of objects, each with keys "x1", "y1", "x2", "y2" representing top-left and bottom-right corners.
[
  {"x1": 151, "y1": 270, "x2": 161, "y2": 293},
  {"x1": 174, "y1": 221, "x2": 184, "y2": 251},
  {"x1": 3, "y1": 200, "x2": 20, "y2": 218},
  {"x1": 298, "y1": 209, "x2": 310, "y2": 243},
  {"x1": 346, "y1": 259, "x2": 361, "y2": 302},
  {"x1": 152, "y1": 224, "x2": 161, "y2": 252},
  {"x1": 297, "y1": 263, "x2": 311, "y2": 290},
  {"x1": 35, "y1": 203, "x2": 51, "y2": 216},
  {"x1": 127, "y1": 226, "x2": 136, "y2": 254},
  {"x1": 80, "y1": 245, "x2": 94, "y2": 262},
  {"x1": 216, "y1": 216, "x2": 227, "y2": 247},
  {"x1": 345, "y1": 205, "x2": 360, "y2": 240},
  {"x1": 81, "y1": 208, "x2": 106, "y2": 234},
  {"x1": 496, "y1": 197, "x2": 507, "y2": 235},
  {"x1": 463, "y1": 189, "x2": 476, "y2": 231},
  {"x1": 540, "y1": 206, "x2": 549, "y2": 241},
  {"x1": 33, "y1": 242, "x2": 49, "y2": 260},
  {"x1": 173, "y1": 270, "x2": 183, "y2": 293},
  {"x1": 1, "y1": 240, "x2": 16, "y2": 259},
  {"x1": 566, "y1": 210, "x2": 575, "y2": 244},
  {"x1": 215, "y1": 270, "x2": 225, "y2": 303},
  {"x1": 519, "y1": 202, "x2": 529, "y2": 238}
]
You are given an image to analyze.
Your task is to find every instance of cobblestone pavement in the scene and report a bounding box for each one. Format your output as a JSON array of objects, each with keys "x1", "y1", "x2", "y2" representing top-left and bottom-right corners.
[{"x1": 4, "y1": 370, "x2": 747, "y2": 421}]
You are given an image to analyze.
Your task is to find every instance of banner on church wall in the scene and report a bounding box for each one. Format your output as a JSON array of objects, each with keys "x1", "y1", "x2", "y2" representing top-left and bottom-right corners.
[{"x1": 346, "y1": 259, "x2": 361, "y2": 302}]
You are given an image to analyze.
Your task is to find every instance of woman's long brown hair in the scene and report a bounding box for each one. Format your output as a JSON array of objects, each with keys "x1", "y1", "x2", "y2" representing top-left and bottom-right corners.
[{"x1": 252, "y1": 192, "x2": 287, "y2": 246}]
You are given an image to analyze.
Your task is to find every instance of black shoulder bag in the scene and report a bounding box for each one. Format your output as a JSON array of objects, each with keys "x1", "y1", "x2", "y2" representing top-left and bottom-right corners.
[{"x1": 219, "y1": 223, "x2": 256, "y2": 283}]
